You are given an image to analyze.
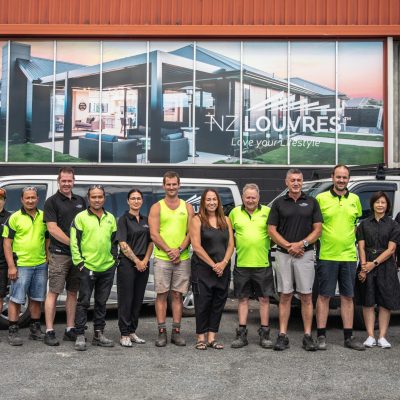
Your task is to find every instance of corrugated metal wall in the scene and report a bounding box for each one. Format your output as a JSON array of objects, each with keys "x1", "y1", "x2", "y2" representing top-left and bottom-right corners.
[{"x1": 0, "y1": 0, "x2": 399, "y2": 36}]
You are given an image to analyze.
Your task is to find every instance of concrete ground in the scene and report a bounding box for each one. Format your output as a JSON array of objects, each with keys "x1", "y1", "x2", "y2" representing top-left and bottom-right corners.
[{"x1": 1, "y1": 300, "x2": 400, "y2": 400}]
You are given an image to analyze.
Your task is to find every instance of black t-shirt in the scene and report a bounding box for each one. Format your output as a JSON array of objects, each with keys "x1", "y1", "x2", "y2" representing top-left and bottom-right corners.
[
  {"x1": 0, "y1": 208, "x2": 11, "y2": 268},
  {"x1": 116, "y1": 211, "x2": 151, "y2": 259},
  {"x1": 44, "y1": 191, "x2": 86, "y2": 255},
  {"x1": 267, "y1": 192, "x2": 323, "y2": 245}
]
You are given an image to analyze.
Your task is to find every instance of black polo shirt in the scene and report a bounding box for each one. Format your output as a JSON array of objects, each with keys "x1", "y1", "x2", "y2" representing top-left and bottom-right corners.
[
  {"x1": 0, "y1": 208, "x2": 11, "y2": 268},
  {"x1": 116, "y1": 211, "x2": 151, "y2": 259},
  {"x1": 356, "y1": 215, "x2": 400, "y2": 259},
  {"x1": 267, "y1": 192, "x2": 323, "y2": 246},
  {"x1": 44, "y1": 190, "x2": 86, "y2": 255}
]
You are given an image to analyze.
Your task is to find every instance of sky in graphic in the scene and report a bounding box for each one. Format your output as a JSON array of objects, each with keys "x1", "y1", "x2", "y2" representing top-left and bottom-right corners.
[{"x1": 3, "y1": 39, "x2": 383, "y2": 100}]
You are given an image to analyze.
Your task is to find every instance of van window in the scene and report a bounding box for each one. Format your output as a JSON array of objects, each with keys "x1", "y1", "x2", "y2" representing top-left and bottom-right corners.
[
  {"x1": 0, "y1": 184, "x2": 48, "y2": 212},
  {"x1": 74, "y1": 184, "x2": 152, "y2": 218},
  {"x1": 153, "y1": 186, "x2": 235, "y2": 215},
  {"x1": 352, "y1": 183, "x2": 397, "y2": 220}
]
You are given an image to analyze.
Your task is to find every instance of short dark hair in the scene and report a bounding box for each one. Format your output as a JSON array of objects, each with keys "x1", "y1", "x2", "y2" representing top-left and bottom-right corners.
[
  {"x1": 163, "y1": 171, "x2": 180, "y2": 185},
  {"x1": 127, "y1": 188, "x2": 143, "y2": 199},
  {"x1": 58, "y1": 166, "x2": 75, "y2": 180},
  {"x1": 369, "y1": 191, "x2": 391, "y2": 214},
  {"x1": 331, "y1": 164, "x2": 350, "y2": 177}
]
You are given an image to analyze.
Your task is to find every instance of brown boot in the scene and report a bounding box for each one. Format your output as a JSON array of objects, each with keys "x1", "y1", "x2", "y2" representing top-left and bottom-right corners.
[
  {"x1": 155, "y1": 328, "x2": 167, "y2": 347},
  {"x1": 171, "y1": 328, "x2": 186, "y2": 346}
]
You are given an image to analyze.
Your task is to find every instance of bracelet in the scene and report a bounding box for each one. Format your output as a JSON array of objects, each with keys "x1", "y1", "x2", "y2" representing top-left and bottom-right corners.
[{"x1": 223, "y1": 259, "x2": 229, "y2": 264}]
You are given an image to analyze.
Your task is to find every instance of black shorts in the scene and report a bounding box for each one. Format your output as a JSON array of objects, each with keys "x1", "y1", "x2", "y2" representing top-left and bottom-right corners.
[
  {"x1": 0, "y1": 268, "x2": 7, "y2": 298},
  {"x1": 355, "y1": 260, "x2": 400, "y2": 311},
  {"x1": 233, "y1": 266, "x2": 275, "y2": 299}
]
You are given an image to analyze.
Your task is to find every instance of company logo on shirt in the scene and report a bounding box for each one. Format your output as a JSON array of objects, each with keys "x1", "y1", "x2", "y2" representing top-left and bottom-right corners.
[
  {"x1": 143, "y1": 224, "x2": 149, "y2": 228},
  {"x1": 76, "y1": 204, "x2": 83, "y2": 208},
  {"x1": 299, "y1": 202, "x2": 309, "y2": 207}
]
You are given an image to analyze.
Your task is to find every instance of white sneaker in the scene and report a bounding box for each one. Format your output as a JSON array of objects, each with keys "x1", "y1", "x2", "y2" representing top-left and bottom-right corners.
[
  {"x1": 377, "y1": 337, "x2": 391, "y2": 349},
  {"x1": 363, "y1": 336, "x2": 377, "y2": 347},
  {"x1": 120, "y1": 336, "x2": 133, "y2": 347},
  {"x1": 129, "y1": 333, "x2": 146, "y2": 344}
]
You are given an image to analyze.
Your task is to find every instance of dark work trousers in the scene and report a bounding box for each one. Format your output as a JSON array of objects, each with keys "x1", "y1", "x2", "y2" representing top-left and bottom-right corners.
[
  {"x1": 117, "y1": 257, "x2": 150, "y2": 336},
  {"x1": 75, "y1": 265, "x2": 116, "y2": 335},
  {"x1": 192, "y1": 263, "x2": 230, "y2": 334}
]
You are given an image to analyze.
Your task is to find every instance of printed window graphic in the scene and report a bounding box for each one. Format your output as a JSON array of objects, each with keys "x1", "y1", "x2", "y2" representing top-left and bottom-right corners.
[{"x1": 0, "y1": 40, "x2": 384, "y2": 166}]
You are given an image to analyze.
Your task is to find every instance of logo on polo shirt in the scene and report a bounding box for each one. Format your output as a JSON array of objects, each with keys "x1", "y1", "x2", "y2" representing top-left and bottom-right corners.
[
  {"x1": 143, "y1": 224, "x2": 149, "y2": 228},
  {"x1": 76, "y1": 204, "x2": 83, "y2": 208},
  {"x1": 299, "y1": 202, "x2": 309, "y2": 207}
]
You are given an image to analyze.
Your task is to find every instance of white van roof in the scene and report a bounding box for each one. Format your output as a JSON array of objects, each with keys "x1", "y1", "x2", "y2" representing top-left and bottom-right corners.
[{"x1": 0, "y1": 175, "x2": 237, "y2": 186}]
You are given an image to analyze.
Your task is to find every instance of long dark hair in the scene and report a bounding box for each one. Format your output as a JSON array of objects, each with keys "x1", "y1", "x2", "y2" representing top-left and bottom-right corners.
[{"x1": 198, "y1": 188, "x2": 227, "y2": 229}]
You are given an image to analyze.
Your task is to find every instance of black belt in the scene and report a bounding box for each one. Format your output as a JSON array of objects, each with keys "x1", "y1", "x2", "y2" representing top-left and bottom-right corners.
[
  {"x1": 277, "y1": 246, "x2": 314, "y2": 254},
  {"x1": 365, "y1": 248, "x2": 386, "y2": 256}
]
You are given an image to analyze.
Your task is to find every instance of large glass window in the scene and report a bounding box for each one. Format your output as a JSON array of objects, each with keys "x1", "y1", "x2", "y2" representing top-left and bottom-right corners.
[
  {"x1": 0, "y1": 39, "x2": 385, "y2": 167},
  {"x1": 338, "y1": 41, "x2": 384, "y2": 165}
]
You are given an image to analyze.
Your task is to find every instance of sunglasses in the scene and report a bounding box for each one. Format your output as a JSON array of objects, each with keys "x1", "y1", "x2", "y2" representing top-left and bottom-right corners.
[{"x1": 22, "y1": 186, "x2": 38, "y2": 193}]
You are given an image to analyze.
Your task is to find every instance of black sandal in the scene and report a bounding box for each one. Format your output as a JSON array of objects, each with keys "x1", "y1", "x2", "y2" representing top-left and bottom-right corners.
[
  {"x1": 195, "y1": 341, "x2": 208, "y2": 350},
  {"x1": 207, "y1": 340, "x2": 224, "y2": 350}
]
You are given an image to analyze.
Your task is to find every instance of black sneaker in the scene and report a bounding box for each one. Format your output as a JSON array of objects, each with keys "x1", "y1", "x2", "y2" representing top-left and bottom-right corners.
[
  {"x1": 63, "y1": 328, "x2": 77, "y2": 342},
  {"x1": 231, "y1": 327, "x2": 248, "y2": 348},
  {"x1": 274, "y1": 333, "x2": 290, "y2": 351},
  {"x1": 302, "y1": 334, "x2": 317, "y2": 351},
  {"x1": 8, "y1": 325, "x2": 23, "y2": 346},
  {"x1": 344, "y1": 336, "x2": 366, "y2": 351},
  {"x1": 29, "y1": 322, "x2": 45, "y2": 341},
  {"x1": 44, "y1": 330, "x2": 60, "y2": 346}
]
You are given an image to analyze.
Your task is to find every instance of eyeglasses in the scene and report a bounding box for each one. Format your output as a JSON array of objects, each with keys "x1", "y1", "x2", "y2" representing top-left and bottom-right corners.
[
  {"x1": 22, "y1": 186, "x2": 38, "y2": 193},
  {"x1": 89, "y1": 184, "x2": 104, "y2": 190}
]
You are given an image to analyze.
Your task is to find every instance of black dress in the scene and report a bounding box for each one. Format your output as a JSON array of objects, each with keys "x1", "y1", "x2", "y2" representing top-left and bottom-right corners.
[
  {"x1": 191, "y1": 224, "x2": 231, "y2": 334},
  {"x1": 355, "y1": 215, "x2": 400, "y2": 310}
]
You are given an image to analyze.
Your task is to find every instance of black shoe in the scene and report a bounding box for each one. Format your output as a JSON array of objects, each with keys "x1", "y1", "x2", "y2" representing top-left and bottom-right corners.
[
  {"x1": 274, "y1": 333, "x2": 290, "y2": 351},
  {"x1": 63, "y1": 328, "x2": 77, "y2": 342},
  {"x1": 344, "y1": 336, "x2": 366, "y2": 351},
  {"x1": 29, "y1": 322, "x2": 45, "y2": 341},
  {"x1": 302, "y1": 334, "x2": 317, "y2": 351},
  {"x1": 258, "y1": 327, "x2": 273, "y2": 349},
  {"x1": 44, "y1": 330, "x2": 60, "y2": 346},
  {"x1": 231, "y1": 327, "x2": 248, "y2": 348},
  {"x1": 155, "y1": 328, "x2": 167, "y2": 347},
  {"x1": 8, "y1": 325, "x2": 23, "y2": 346},
  {"x1": 317, "y1": 335, "x2": 327, "y2": 351}
]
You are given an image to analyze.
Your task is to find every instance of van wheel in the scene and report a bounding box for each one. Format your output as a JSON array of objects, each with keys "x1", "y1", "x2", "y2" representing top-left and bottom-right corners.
[
  {"x1": 0, "y1": 294, "x2": 31, "y2": 330},
  {"x1": 167, "y1": 290, "x2": 195, "y2": 318}
]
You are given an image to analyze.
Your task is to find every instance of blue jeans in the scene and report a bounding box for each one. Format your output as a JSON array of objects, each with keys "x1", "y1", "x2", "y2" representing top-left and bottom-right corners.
[{"x1": 10, "y1": 263, "x2": 48, "y2": 304}]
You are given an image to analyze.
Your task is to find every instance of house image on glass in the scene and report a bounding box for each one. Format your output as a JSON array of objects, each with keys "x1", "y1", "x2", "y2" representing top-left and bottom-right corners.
[{"x1": 1, "y1": 41, "x2": 355, "y2": 164}]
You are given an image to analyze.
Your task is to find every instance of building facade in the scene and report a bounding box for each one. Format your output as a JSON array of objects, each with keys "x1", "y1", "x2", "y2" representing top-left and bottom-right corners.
[{"x1": 0, "y1": 0, "x2": 399, "y2": 191}]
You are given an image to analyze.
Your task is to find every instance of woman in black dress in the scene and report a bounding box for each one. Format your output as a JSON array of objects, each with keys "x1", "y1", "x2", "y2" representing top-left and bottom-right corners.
[
  {"x1": 190, "y1": 188, "x2": 234, "y2": 350},
  {"x1": 117, "y1": 189, "x2": 153, "y2": 347},
  {"x1": 357, "y1": 191, "x2": 400, "y2": 349}
]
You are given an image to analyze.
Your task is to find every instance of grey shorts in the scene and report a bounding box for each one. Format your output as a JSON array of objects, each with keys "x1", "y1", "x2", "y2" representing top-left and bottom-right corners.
[
  {"x1": 153, "y1": 258, "x2": 191, "y2": 294},
  {"x1": 48, "y1": 253, "x2": 80, "y2": 294},
  {"x1": 274, "y1": 250, "x2": 315, "y2": 294}
]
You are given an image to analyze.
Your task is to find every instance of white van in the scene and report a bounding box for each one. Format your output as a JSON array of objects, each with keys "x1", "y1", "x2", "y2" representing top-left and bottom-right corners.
[{"x1": 0, "y1": 174, "x2": 241, "y2": 329}]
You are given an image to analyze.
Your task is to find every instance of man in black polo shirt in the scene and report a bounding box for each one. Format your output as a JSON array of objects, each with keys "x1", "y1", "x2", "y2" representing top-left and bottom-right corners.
[
  {"x1": 43, "y1": 167, "x2": 86, "y2": 346},
  {"x1": 0, "y1": 188, "x2": 11, "y2": 338},
  {"x1": 268, "y1": 168, "x2": 323, "y2": 351}
]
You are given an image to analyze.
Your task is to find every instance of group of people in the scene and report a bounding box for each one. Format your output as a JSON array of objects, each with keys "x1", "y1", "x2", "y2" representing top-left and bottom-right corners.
[{"x1": 1, "y1": 165, "x2": 399, "y2": 352}]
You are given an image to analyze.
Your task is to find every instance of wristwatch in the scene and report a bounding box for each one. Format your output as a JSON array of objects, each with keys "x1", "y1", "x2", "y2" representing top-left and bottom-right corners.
[
  {"x1": 373, "y1": 260, "x2": 379, "y2": 267},
  {"x1": 302, "y1": 240, "x2": 309, "y2": 248},
  {"x1": 178, "y1": 246, "x2": 183, "y2": 254}
]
